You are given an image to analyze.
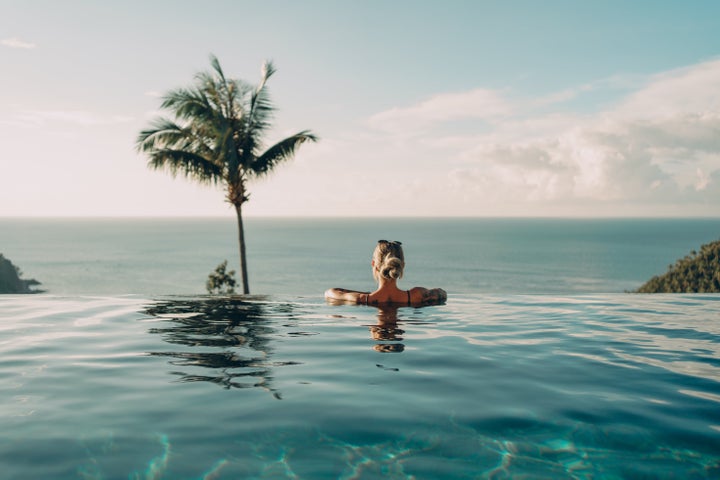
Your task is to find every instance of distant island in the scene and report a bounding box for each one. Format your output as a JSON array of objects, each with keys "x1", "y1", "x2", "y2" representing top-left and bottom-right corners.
[
  {"x1": 0, "y1": 254, "x2": 43, "y2": 294},
  {"x1": 636, "y1": 239, "x2": 720, "y2": 293}
]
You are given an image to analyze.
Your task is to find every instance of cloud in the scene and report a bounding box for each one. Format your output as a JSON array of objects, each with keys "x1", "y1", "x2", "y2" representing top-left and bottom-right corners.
[
  {"x1": 361, "y1": 58, "x2": 720, "y2": 215},
  {"x1": 450, "y1": 113, "x2": 720, "y2": 211},
  {"x1": 531, "y1": 73, "x2": 646, "y2": 109},
  {"x1": 613, "y1": 60, "x2": 720, "y2": 120},
  {"x1": 1, "y1": 37, "x2": 36, "y2": 49},
  {"x1": 368, "y1": 88, "x2": 512, "y2": 134}
]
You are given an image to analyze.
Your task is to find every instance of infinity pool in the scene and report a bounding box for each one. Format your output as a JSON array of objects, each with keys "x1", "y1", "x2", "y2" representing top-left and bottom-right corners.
[{"x1": 1, "y1": 294, "x2": 719, "y2": 479}]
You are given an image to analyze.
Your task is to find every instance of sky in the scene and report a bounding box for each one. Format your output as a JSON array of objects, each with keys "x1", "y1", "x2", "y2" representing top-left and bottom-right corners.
[{"x1": 1, "y1": 0, "x2": 719, "y2": 217}]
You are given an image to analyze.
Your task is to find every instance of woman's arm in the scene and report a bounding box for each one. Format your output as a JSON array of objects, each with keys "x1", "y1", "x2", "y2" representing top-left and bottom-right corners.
[
  {"x1": 410, "y1": 287, "x2": 447, "y2": 306},
  {"x1": 324, "y1": 288, "x2": 368, "y2": 304}
]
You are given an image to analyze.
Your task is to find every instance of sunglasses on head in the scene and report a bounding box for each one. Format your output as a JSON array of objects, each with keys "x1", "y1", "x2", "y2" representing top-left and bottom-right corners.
[{"x1": 378, "y1": 240, "x2": 402, "y2": 246}]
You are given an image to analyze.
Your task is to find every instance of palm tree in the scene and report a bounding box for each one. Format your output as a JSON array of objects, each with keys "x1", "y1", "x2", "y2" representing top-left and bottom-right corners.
[{"x1": 137, "y1": 55, "x2": 317, "y2": 294}]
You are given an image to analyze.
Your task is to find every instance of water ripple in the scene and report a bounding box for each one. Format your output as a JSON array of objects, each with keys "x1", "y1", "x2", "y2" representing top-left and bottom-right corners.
[{"x1": 1, "y1": 293, "x2": 719, "y2": 479}]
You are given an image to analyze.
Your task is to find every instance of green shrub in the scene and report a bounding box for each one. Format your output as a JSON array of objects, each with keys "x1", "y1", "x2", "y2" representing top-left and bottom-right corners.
[{"x1": 206, "y1": 260, "x2": 238, "y2": 295}]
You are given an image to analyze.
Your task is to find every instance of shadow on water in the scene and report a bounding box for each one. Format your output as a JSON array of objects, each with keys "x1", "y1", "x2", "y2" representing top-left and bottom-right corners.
[{"x1": 143, "y1": 296, "x2": 300, "y2": 399}]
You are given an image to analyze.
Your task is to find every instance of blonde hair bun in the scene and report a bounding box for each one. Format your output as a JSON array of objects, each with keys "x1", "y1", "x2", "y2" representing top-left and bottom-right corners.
[
  {"x1": 381, "y1": 256, "x2": 403, "y2": 280},
  {"x1": 372, "y1": 240, "x2": 405, "y2": 281}
]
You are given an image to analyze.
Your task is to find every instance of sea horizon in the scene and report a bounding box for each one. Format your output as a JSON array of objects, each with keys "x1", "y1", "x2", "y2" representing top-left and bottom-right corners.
[
  {"x1": 2, "y1": 217, "x2": 718, "y2": 297},
  {"x1": 3, "y1": 214, "x2": 720, "y2": 219}
]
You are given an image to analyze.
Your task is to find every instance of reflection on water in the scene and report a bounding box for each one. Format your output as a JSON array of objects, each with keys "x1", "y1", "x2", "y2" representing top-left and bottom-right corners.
[
  {"x1": 369, "y1": 306, "x2": 406, "y2": 353},
  {"x1": 144, "y1": 296, "x2": 299, "y2": 398}
]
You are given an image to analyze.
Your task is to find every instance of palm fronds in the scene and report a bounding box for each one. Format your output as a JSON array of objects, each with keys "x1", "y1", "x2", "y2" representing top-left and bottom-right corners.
[
  {"x1": 252, "y1": 131, "x2": 318, "y2": 176},
  {"x1": 139, "y1": 55, "x2": 316, "y2": 191},
  {"x1": 147, "y1": 149, "x2": 224, "y2": 185}
]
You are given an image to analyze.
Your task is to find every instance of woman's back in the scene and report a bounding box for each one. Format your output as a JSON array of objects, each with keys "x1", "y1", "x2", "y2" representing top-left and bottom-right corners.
[{"x1": 325, "y1": 240, "x2": 446, "y2": 307}]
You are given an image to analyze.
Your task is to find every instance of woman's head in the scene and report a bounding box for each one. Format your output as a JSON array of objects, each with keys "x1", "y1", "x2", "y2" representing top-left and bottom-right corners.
[{"x1": 372, "y1": 240, "x2": 405, "y2": 281}]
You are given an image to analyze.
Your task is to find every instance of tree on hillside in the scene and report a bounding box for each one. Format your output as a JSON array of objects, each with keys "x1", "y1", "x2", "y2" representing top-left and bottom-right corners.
[
  {"x1": 137, "y1": 55, "x2": 317, "y2": 293},
  {"x1": 636, "y1": 239, "x2": 720, "y2": 293}
]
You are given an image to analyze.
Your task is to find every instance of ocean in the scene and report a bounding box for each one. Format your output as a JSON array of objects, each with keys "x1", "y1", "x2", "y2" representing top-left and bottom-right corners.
[{"x1": 1, "y1": 217, "x2": 719, "y2": 295}]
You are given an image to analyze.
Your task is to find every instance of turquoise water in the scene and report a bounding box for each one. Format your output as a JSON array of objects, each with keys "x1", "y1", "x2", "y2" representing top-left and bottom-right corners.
[
  {"x1": 2, "y1": 217, "x2": 719, "y2": 295},
  {"x1": 2, "y1": 294, "x2": 719, "y2": 479}
]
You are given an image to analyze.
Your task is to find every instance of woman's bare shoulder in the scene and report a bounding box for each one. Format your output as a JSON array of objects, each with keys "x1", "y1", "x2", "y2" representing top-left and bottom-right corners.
[{"x1": 409, "y1": 287, "x2": 447, "y2": 306}]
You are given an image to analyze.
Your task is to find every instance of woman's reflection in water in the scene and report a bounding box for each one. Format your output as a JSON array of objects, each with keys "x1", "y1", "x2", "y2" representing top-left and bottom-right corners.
[{"x1": 369, "y1": 305, "x2": 405, "y2": 353}]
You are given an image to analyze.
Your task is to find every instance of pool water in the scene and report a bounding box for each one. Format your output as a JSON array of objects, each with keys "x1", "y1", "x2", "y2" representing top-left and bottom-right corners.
[{"x1": 1, "y1": 294, "x2": 719, "y2": 479}]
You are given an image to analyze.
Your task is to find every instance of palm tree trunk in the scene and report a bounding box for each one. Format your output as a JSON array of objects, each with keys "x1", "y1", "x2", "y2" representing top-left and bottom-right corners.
[{"x1": 234, "y1": 203, "x2": 250, "y2": 294}]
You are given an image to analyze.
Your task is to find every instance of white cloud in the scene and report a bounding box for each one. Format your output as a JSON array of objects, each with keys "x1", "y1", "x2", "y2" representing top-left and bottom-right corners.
[
  {"x1": 613, "y1": 59, "x2": 720, "y2": 120},
  {"x1": 532, "y1": 84, "x2": 592, "y2": 108},
  {"x1": 359, "y1": 58, "x2": 720, "y2": 215},
  {"x1": 1, "y1": 37, "x2": 36, "y2": 49},
  {"x1": 368, "y1": 88, "x2": 512, "y2": 134},
  {"x1": 532, "y1": 73, "x2": 646, "y2": 109}
]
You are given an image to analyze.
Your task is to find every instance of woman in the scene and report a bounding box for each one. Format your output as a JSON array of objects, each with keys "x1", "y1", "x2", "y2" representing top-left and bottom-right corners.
[{"x1": 324, "y1": 240, "x2": 447, "y2": 306}]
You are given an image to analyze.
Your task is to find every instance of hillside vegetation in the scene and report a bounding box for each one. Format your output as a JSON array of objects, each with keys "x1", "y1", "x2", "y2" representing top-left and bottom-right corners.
[
  {"x1": 637, "y1": 239, "x2": 720, "y2": 293},
  {"x1": 0, "y1": 254, "x2": 42, "y2": 294}
]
